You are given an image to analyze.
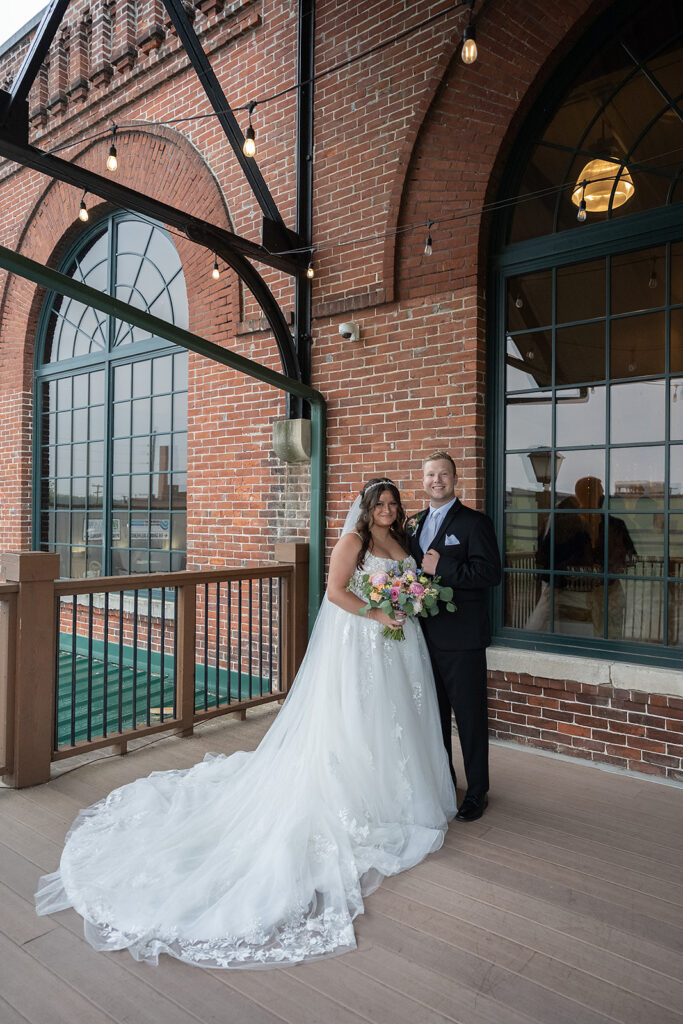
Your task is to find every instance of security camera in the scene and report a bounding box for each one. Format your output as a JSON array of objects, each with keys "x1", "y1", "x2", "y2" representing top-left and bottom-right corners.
[{"x1": 338, "y1": 321, "x2": 360, "y2": 342}]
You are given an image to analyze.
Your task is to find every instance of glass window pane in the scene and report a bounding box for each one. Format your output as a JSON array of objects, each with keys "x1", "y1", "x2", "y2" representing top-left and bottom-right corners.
[
  {"x1": 618, "y1": 580, "x2": 664, "y2": 643},
  {"x1": 556, "y1": 385, "x2": 605, "y2": 447},
  {"x1": 553, "y1": 575, "x2": 598, "y2": 637},
  {"x1": 56, "y1": 410, "x2": 71, "y2": 444},
  {"x1": 671, "y1": 242, "x2": 683, "y2": 306},
  {"x1": 668, "y1": 583, "x2": 683, "y2": 646},
  {"x1": 610, "y1": 380, "x2": 665, "y2": 444},
  {"x1": 170, "y1": 513, "x2": 186, "y2": 552},
  {"x1": 671, "y1": 446, "x2": 683, "y2": 508},
  {"x1": 171, "y1": 473, "x2": 187, "y2": 509},
  {"x1": 72, "y1": 442, "x2": 87, "y2": 476},
  {"x1": 153, "y1": 355, "x2": 173, "y2": 393},
  {"x1": 611, "y1": 247, "x2": 664, "y2": 315},
  {"x1": 506, "y1": 394, "x2": 552, "y2": 451},
  {"x1": 671, "y1": 514, "x2": 683, "y2": 571},
  {"x1": 131, "y1": 437, "x2": 150, "y2": 474},
  {"x1": 113, "y1": 402, "x2": 130, "y2": 437},
  {"x1": 556, "y1": 322, "x2": 605, "y2": 385},
  {"x1": 504, "y1": 512, "x2": 541, "y2": 568},
  {"x1": 152, "y1": 394, "x2": 172, "y2": 433},
  {"x1": 506, "y1": 271, "x2": 552, "y2": 332},
  {"x1": 610, "y1": 446, "x2": 665, "y2": 507},
  {"x1": 132, "y1": 360, "x2": 151, "y2": 398},
  {"x1": 113, "y1": 439, "x2": 130, "y2": 475},
  {"x1": 557, "y1": 260, "x2": 605, "y2": 323},
  {"x1": 89, "y1": 405, "x2": 104, "y2": 441},
  {"x1": 505, "y1": 453, "x2": 547, "y2": 509},
  {"x1": 72, "y1": 407, "x2": 87, "y2": 442},
  {"x1": 604, "y1": 514, "x2": 639, "y2": 573},
  {"x1": 114, "y1": 363, "x2": 132, "y2": 400},
  {"x1": 610, "y1": 311, "x2": 665, "y2": 379},
  {"x1": 72, "y1": 374, "x2": 88, "y2": 406},
  {"x1": 555, "y1": 451, "x2": 606, "y2": 507},
  {"x1": 131, "y1": 476, "x2": 149, "y2": 506},
  {"x1": 132, "y1": 398, "x2": 149, "y2": 435},
  {"x1": 56, "y1": 445, "x2": 70, "y2": 477},
  {"x1": 173, "y1": 392, "x2": 187, "y2": 430},
  {"x1": 504, "y1": 572, "x2": 544, "y2": 629},
  {"x1": 671, "y1": 307, "x2": 683, "y2": 375},
  {"x1": 150, "y1": 513, "x2": 171, "y2": 549},
  {"x1": 112, "y1": 476, "x2": 130, "y2": 508},
  {"x1": 554, "y1": 509, "x2": 596, "y2": 572},
  {"x1": 171, "y1": 433, "x2": 186, "y2": 472},
  {"x1": 506, "y1": 333, "x2": 552, "y2": 392},
  {"x1": 174, "y1": 350, "x2": 188, "y2": 385},
  {"x1": 674, "y1": 380, "x2": 683, "y2": 439}
]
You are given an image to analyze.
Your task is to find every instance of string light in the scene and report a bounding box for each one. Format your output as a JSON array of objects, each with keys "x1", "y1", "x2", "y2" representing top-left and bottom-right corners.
[
  {"x1": 106, "y1": 125, "x2": 118, "y2": 172},
  {"x1": 243, "y1": 102, "x2": 256, "y2": 158},
  {"x1": 212, "y1": 254, "x2": 220, "y2": 280},
  {"x1": 424, "y1": 220, "x2": 434, "y2": 256},
  {"x1": 648, "y1": 259, "x2": 658, "y2": 289},
  {"x1": 306, "y1": 261, "x2": 315, "y2": 279},
  {"x1": 78, "y1": 191, "x2": 89, "y2": 222},
  {"x1": 576, "y1": 184, "x2": 587, "y2": 223},
  {"x1": 461, "y1": 0, "x2": 478, "y2": 64},
  {"x1": 461, "y1": 25, "x2": 477, "y2": 64}
]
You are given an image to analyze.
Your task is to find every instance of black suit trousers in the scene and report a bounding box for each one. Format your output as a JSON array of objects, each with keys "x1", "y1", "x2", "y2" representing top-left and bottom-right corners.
[{"x1": 428, "y1": 645, "x2": 489, "y2": 798}]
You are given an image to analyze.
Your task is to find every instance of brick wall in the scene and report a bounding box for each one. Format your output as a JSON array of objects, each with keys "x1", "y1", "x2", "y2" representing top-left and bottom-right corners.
[{"x1": 489, "y1": 670, "x2": 683, "y2": 782}]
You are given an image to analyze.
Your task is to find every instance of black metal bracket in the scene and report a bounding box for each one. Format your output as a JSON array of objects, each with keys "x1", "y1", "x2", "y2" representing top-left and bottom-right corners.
[{"x1": 0, "y1": 0, "x2": 70, "y2": 126}]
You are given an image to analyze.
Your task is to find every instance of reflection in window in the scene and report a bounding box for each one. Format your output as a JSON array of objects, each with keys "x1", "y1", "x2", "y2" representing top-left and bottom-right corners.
[
  {"x1": 506, "y1": 0, "x2": 683, "y2": 244},
  {"x1": 37, "y1": 215, "x2": 188, "y2": 578}
]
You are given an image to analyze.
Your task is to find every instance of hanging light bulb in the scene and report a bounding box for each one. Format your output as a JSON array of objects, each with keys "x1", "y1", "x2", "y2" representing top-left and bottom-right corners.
[
  {"x1": 648, "y1": 260, "x2": 658, "y2": 289},
  {"x1": 243, "y1": 101, "x2": 256, "y2": 158},
  {"x1": 576, "y1": 187, "x2": 587, "y2": 223},
  {"x1": 424, "y1": 220, "x2": 434, "y2": 256},
  {"x1": 106, "y1": 125, "x2": 118, "y2": 172},
  {"x1": 515, "y1": 296, "x2": 524, "y2": 309},
  {"x1": 78, "y1": 192, "x2": 89, "y2": 222},
  {"x1": 306, "y1": 262, "x2": 314, "y2": 279},
  {"x1": 212, "y1": 255, "x2": 220, "y2": 280},
  {"x1": 461, "y1": 24, "x2": 478, "y2": 64}
]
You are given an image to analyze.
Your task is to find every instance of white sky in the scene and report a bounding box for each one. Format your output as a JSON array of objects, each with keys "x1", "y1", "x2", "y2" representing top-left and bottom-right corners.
[{"x1": 0, "y1": 3, "x2": 47, "y2": 48}]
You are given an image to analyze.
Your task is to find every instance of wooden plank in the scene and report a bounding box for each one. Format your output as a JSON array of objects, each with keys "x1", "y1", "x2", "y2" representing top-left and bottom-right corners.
[
  {"x1": 450, "y1": 822, "x2": 683, "y2": 904},
  {"x1": 344, "y1": 945, "x2": 539, "y2": 1024},
  {"x1": 414, "y1": 847, "x2": 683, "y2": 979},
  {"x1": 22, "y1": 928, "x2": 209, "y2": 1024},
  {"x1": 0, "y1": 931, "x2": 117, "y2": 1024},
  {"x1": 0, "y1": 995, "x2": 30, "y2": 1024},
  {"x1": 359, "y1": 908, "x2": 617, "y2": 1024},
  {"x1": 0, "y1": 881, "x2": 57, "y2": 946},
  {"x1": 382, "y1": 871, "x2": 683, "y2": 1014},
  {"x1": 213, "y1": 966, "x2": 372, "y2": 1024},
  {"x1": 442, "y1": 828, "x2": 683, "y2": 927}
]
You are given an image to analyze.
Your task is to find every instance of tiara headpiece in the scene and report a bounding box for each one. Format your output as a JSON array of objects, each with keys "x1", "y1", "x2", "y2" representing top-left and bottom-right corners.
[{"x1": 362, "y1": 479, "x2": 393, "y2": 495}]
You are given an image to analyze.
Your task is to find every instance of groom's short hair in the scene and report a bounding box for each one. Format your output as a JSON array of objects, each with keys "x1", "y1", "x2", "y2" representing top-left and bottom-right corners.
[{"x1": 423, "y1": 450, "x2": 457, "y2": 475}]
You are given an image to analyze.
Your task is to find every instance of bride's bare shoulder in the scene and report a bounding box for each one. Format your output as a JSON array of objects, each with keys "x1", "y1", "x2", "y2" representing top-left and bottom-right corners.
[{"x1": 332, "y1": 532, "x2": 363, "y2": 558}]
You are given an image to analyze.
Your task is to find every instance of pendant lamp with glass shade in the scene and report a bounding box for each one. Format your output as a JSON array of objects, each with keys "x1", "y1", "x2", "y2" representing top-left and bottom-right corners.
[{"x1": 571, "y1": 133, "x2": 635, "y2": 216}]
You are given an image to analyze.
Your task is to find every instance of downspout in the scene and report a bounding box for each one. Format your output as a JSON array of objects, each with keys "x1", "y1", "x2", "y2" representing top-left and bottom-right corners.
[{"x1": 0, "y1": 243, "x2": 326, "y2": 629}]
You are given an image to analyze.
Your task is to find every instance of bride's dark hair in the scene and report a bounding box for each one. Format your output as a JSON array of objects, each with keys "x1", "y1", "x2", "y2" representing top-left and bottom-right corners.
[{"x1": 354, "y1": 478, "x2": 407, "y2": 568}]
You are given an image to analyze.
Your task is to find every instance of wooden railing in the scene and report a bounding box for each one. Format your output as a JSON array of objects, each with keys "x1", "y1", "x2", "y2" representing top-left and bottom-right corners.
[{"x1": 0, "y1": 543, "x2": 309, "y2": 789}]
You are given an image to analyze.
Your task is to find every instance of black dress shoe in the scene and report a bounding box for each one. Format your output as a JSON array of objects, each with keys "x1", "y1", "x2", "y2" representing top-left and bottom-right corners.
[{"x1": 455, "y1": 794, "x2": 488, "y2": 822}]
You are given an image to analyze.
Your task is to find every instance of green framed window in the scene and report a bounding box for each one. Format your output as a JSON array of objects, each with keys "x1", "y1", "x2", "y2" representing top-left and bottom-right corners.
[
  {"x1": 35, "y1": 214, "x2": 188, "y2": 578},
  {"x1": 490, "y1": 0, "x2": 683, "y2": 664}
]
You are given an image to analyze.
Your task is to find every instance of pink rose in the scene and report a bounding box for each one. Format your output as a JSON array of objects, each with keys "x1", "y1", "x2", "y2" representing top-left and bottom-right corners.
[
  {"x1": 389, "y1": 587, "x2": 401, "y2": 601},
  {"x1": 410, "y1": 583, "x2": 425, "y2": 596},
  {"x1": 370, "y1": 572, "x2": 388, "y2": 587}
]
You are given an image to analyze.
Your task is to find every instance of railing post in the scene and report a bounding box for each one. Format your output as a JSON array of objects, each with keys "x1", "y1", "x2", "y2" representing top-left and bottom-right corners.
[
  {"x1": 274, "y1": 543, "x2": 309, "y2": 690},
  {"x1": 176, "y1": 582, "x2": 196, "y2": 736},
  {"x1": 0, "y1": 592, "x2": 17, "y2": 778},
  {"x1": 1, "y1": 552, "x2": 60, "y2": 788}
]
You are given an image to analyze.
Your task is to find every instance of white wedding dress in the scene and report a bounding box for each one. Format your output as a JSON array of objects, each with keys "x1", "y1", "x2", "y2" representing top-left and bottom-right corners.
[{"x1": 35, "y1": 554, "x2": 456, "y2": 968}]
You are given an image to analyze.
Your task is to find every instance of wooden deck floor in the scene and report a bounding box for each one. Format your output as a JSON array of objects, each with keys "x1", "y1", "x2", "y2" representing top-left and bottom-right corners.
[{"x1": 1, "y1": 707, "x2": 682, "y2": 1024}]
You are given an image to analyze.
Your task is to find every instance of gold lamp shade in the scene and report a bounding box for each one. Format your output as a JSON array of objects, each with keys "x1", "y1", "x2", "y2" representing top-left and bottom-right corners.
[{"x1": 572, "y1": 158, "x2": 635, "y2": 213}]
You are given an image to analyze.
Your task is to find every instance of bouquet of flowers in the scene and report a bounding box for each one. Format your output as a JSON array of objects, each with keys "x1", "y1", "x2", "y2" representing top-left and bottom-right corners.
[{"x1": 351, "y1": 559, "x2": 456, "y2": 640}]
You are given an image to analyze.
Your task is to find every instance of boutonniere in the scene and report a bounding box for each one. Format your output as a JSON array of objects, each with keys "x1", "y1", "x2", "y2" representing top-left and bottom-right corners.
[{"x1": 406, "y1": 510, "x2": 427, "y2": 536}]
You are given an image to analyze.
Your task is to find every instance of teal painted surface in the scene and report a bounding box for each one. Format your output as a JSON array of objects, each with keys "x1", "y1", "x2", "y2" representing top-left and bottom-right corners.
[{"x1": 55, "y1": 642, "x2": 271, "y2": 748}]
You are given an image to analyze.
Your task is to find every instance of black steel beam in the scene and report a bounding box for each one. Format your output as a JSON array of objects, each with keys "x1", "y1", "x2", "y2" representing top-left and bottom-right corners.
[
  {"x1": 0, "y1": 0, "x2": 70, "y2": 124},
  {"x1": 0, "y1": 135, "x2": 306, "y2": 277},
  {"x1": 161, "y1": 0, "x2": 294, "y2": 241},
  {"x1": 292, "y1": 0, "x2": 315, "y2": 417}
]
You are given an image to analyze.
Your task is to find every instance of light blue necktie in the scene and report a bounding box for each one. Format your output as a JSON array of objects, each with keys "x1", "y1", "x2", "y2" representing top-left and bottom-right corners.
[{"x1": 420, "y1": 508, "x2": 442, "y2": 553}]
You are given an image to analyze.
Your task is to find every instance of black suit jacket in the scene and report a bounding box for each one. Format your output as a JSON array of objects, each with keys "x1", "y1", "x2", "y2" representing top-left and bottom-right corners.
[{"x1": 408, "y1": 499, "x2": 501, "y2": 652}]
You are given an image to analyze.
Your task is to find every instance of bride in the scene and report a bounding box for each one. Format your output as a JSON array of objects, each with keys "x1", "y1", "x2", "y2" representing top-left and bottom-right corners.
[{"x1": 35, "y1": 478, "x2": 457, "y2": 968}]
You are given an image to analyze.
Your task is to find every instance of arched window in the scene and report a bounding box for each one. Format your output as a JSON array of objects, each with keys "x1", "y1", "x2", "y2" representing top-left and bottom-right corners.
[
  {"x1": 35, "y1": 214, "x2": 188, "y2": 578},
  {"x1": 492, "y1": 0, "x2": 683, "y2": 663}
]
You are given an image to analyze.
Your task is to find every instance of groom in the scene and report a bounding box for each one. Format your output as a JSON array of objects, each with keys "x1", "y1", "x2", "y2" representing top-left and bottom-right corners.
[{"x1": 408, "y1": 451, "x2": 501, "y2": 822}]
